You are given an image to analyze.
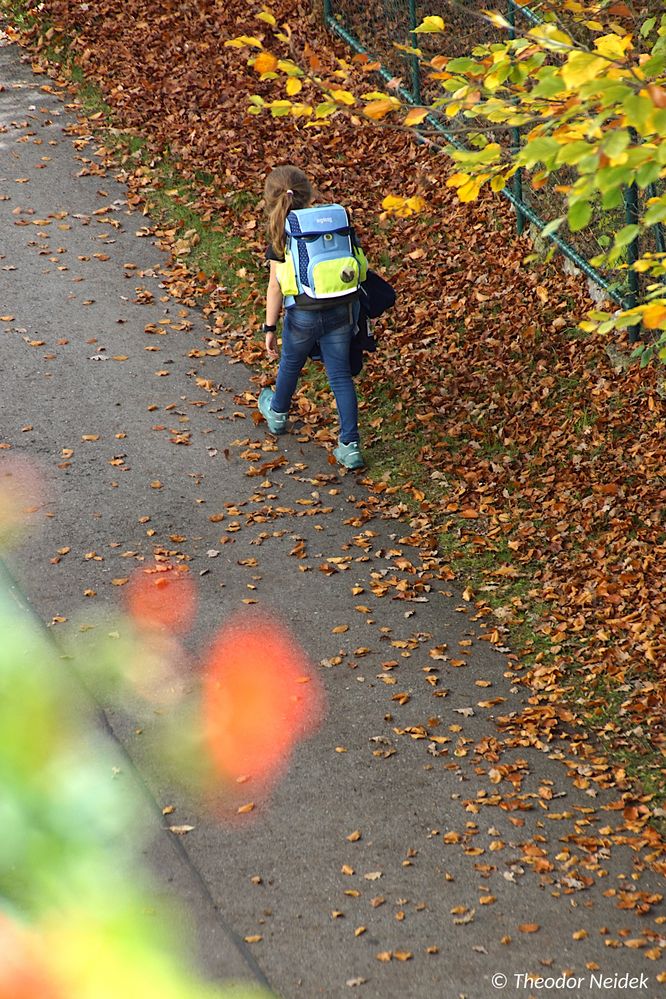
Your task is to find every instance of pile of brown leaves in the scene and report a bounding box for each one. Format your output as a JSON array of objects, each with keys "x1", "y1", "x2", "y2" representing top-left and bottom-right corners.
[{"x1": 22, "y1": 0, "x2": 666, "y2": 801}]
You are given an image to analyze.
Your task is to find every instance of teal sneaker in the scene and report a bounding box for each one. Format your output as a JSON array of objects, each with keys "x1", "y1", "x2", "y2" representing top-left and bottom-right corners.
[
  {"x1": 333, "y1": 440, "x2": 364, "y2": 470},
  {"x1": 258, "y1": 388, "x2": 288, "y2": 435}
]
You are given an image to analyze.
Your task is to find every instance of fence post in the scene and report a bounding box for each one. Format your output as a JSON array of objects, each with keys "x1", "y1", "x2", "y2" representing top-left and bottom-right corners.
[
  {"x1": 625, "y1": 179, "x2": 641, "y2": 342},
  {"x1": 507, "y1": 0, "x2": 525, "y2": 235},
  {"x1": 408, "y1": 0, "x2": 422, "y2": 104},
  {"x1": 647, "y1": 182, "x2": 666, "y2": 256}
]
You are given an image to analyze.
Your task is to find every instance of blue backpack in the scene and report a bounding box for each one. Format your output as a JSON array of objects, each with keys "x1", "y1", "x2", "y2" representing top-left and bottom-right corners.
[{"x1": 276, "y1": 204, "x2": 368, "y2": 305}]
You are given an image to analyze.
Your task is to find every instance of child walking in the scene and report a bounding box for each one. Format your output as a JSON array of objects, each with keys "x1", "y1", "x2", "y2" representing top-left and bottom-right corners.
[{"x1": 258, "y1": 164, "x2": 367, "y2": 470}]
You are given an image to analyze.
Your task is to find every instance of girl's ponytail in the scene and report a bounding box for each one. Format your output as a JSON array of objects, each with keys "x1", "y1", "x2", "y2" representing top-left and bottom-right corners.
[
  {"x1": 264, "y1": 166, "x2": 313, "y2": 259},
  {"x1": 267, "y1": 189, "x2": 293, "y2": 260}
]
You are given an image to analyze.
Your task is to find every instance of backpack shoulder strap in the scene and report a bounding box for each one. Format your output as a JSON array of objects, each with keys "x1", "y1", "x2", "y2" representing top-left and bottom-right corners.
[{"x1": 285, "y1": 209, "x2": 303, "y2": 236}]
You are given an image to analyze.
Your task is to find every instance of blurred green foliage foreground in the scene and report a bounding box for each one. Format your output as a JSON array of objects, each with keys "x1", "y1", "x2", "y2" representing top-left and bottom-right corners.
[{"x1": 0, "y1": 574, "x2": 272, "y2": 999}]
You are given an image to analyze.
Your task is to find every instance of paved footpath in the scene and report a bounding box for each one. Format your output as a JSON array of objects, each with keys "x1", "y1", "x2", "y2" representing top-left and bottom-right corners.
[{"x1": 1, "y1": 36, "x2": 664, "y2": 999}]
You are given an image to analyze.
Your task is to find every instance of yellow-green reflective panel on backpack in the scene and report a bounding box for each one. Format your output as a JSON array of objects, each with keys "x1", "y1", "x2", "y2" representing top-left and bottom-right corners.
[{"x1": 309, "y1": 256, "x2": 360, "y2": 298}]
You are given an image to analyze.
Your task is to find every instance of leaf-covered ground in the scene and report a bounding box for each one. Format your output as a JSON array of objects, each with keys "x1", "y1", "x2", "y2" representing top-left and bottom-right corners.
[{"x1": 12, "y1": 0, "x2": 666, "y2": 810}]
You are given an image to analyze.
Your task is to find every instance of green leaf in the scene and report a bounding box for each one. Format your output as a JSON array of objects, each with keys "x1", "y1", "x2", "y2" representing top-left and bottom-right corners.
[
  {"x1": 597, "y1": 164, "x2": 632, "y2": 195},
  {"x1": 602, "y1": 129, "x2": 630, "y2": 159},
  {"x1": 643, "y1": 199, "x2": 666, "y2": 225},
  {"x1": 269, "y1": 101, "x2": 293, "y2": 117},
  {"x1": 639, "y1": 51, "x2": 666, "y2": 76},
  {"x1": 532, "y1": 69, "x2": 565, "y2": 99},
  {"x1": 446, "y1": 57, "x2": 479, "y2": 73},
  {"x1": 623, "y1": 93, "x2": 655, "y2": 133},
  {"x1": 568, "y1": 200, "x2": 592, "y2": 232},
  {"x1": 413, "y1": 15, "x2": 445, "y2": 33},
  {"x1": 541, "y1": 216, "x2": 564, "y2": 238},
  {"x1": 314, "y1": 101, "x2": 338, "y2": 118},
  {"x1": 614, "y1": 224, "x2": 640, "y2": 248},
  {"x1": 653, "y1": 109, "x2": 666, "y2": 137},
  {"x1": 485, "y1": 64, "x2": 512, "y2": 92},
  {"x1": 601, "y1": 187, "x2": 624, "y2": 210},
  {"x1": 556, "y1": 140, "x2": 592, "y2": 166},
  {"x1": 636, "y1": 160, "x2": 662, "y2": 187},
  {"x1": 477, "y1": 142, "x2": 501, "y2": 164},
  {"x1": 521, "y1": 136, "x2": 559, "y2": 169}
]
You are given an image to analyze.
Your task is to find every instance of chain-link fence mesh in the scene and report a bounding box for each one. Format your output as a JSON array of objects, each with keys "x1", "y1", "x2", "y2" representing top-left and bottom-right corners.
[{"x1": 322, "y1": 0, "x2": 664, "y2": 310}]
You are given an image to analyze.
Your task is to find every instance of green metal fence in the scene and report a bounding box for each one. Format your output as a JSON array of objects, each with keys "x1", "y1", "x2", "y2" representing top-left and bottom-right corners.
[{"x1": 321, "y1": 0, "x2": 650, "y2": 322}]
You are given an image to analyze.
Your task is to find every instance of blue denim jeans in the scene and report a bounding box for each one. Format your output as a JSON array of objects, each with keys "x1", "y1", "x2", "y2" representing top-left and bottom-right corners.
[{"x1": 272, "y1": 300, "x2": 360, "y2": 444}]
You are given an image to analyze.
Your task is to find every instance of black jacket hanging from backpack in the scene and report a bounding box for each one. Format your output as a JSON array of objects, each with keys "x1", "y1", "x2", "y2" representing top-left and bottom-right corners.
[{"x1": 308, "y1": 269, "x2": 396, "y2": 374}]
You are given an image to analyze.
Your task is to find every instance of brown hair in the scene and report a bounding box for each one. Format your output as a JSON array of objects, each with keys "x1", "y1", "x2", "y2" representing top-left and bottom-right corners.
[{"x1": 264, "y1": 165, "x2": 313, "y2": 258}]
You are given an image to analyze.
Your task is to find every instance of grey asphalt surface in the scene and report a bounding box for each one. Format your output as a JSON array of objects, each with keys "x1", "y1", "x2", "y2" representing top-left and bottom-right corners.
[{"x1": 1, "y1": 35, "x2": 665, "y2": 999}]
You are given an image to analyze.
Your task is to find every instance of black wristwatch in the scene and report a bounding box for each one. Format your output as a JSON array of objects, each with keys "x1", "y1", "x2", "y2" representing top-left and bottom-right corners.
[{"x1": 263, "y1": 323, "x2": 277, "y2": 333}]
